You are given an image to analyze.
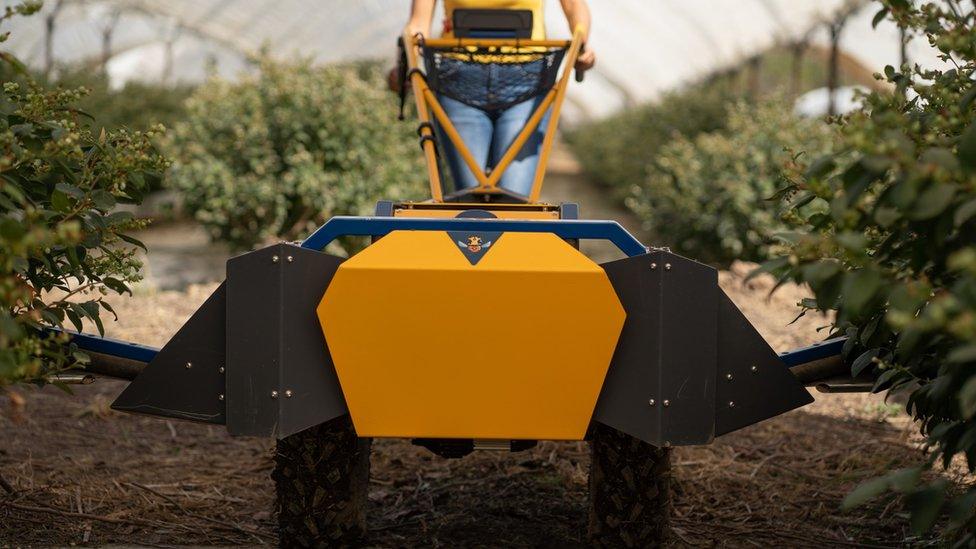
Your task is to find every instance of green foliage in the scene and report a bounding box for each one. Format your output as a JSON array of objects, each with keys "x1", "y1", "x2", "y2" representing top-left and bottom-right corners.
[
  {"x1": 0, "y1": 4, "x2": 167, "y2": 386},
  {"x1": 166, "y1": 57, "x2": 427, "y2": 252},
  {"x1": 626, "y1": 100, "x2": 835, "y2": 266},
  {"x1": 58, "y1": 71, "x2": 192, "y2": 134},
  {"x1": 767, "y1": 1, "x2": 976, "y2": 541},
  {"x1": 565, "y1": 84, "x2": 735, "y2": 197}
]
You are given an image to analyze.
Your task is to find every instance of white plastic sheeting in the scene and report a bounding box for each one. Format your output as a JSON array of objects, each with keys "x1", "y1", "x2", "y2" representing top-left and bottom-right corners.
[{"x1": 0, "y1": 0, "x2": 952, "y2": 121}]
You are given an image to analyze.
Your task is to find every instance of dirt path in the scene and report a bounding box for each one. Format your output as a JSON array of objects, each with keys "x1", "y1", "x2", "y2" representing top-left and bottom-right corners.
[{"x1": 0, "y1": 148, "x2": 945, "y2": 547}]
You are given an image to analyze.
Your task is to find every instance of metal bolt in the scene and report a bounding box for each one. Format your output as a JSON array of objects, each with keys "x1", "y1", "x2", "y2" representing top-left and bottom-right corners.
[
  {"x1": 648, "y1": 398, "x2": 656, "y2": 406},
  {"x1": 271, "y1": 390, "x2": 279, "y2": 399},
  {"x1": 663, "y1": 399, "x2": 671, "y2": 407},
  {"x1": 728, "y1": 401, "x2": 736, "y2": 408},
  {"x1": 751, "y1": 365, "x2": 759, "y2": 373},
  {"x1": 664, "y1": 263, "x2": 672, "y2": 271},
  {"x1": 285, "y1": 390, "x2": 293, "y2": 398},
  {"x1": 218, "y1": 394, "x2": 224, "y2": 401},
  {"x1": 286, "y1": 256, "x2": 294, "y2": 263},
  {"x1": 650, "y1": 263, "x2": 658, "y2": 270},
  {"x1": 218, "y1": 366, "x2": 225, "y2": 374},
  {"x1": 185, "y1": 362, "x2": 192, "y2": 369},
  {"x1": 726, "y1": 373, "x2": 733, "y2": 381},
  {"x1": 272, "y1": 255, "x2": 280, "y2": 263}
]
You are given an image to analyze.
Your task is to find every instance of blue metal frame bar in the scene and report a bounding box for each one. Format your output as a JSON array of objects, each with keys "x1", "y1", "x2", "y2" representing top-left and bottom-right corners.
[
  {"x1": 48, "y1": 327, "x2": 159, "y2": 364},
  {"x1": 778, "y1": 337, "x2": 846, "y2": 367},
  {"x1": 300, "y1": 216, "x2": 649, "y2": 257}
]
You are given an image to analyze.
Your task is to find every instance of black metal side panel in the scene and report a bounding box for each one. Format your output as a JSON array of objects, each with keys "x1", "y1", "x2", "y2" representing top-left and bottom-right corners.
[
  {"x1": 659, "y1": 253, "x2": 718, "y2": 444},
  {"x1": 111, "y1": 284, "x2": 226, "y2": 423},
  {"x1": 714, "y1": 293, "x2": 813, "y2": 435},
  {"x1": 594, "y1": 250, "x2": 718, "y2": 446},
  {"x1": 279, "y1": 246, "x2": 348, "y2": 437},
  {"x1": 225, "y1": 243, "x2": 347, "y2": 438}
]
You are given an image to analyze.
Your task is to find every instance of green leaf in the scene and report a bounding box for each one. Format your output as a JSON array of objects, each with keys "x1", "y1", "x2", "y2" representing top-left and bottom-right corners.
[
  {"x1": 843, "y1": 269, "x2": 884, "y2": 316},
  {"x1": 960, "y1": 121, "x2": 976, "y2": 173},
  {"x1": 102, "y1": 277, "x2": 131, "y2": 296},
  {"x1": 909, "y1": 183, "x2": 955, "y2": 220},
  {"x1": 55, "y1": 182, "x2": 84, "y2": 199},
  {"x1": 842, "y1": 476, "x2": 889, "y2": 509},
  {"x1": 851, "y1": 348, "x2": 880, "y2": 377},
  {"x1": 90, "y1": 189, "x2": 116, "y2": 211},
  {"x1": 906, "y1": 483, "x2": 947, "y2": 534},
  {"x1": 949, "y1": 344, "x2": 976, "y2": 365},
  {"x1": 50, "y1": 189, "x2": 71, "y2": 213},
  {"x1": 64, "y1": 307, "x2": 83, "y2": 333},
  {"x1": 871, "y1": 7, "x2": 889, "y2": 28},
  {"x1": 804, "y1": 156, "x2": 835, "y2": 180},
  {"x1": 955, "y1": 198, "x2": 976, "y2": 227},
  {"x1": 117, "y1": 232, "x2": 148, "y2": 252}
]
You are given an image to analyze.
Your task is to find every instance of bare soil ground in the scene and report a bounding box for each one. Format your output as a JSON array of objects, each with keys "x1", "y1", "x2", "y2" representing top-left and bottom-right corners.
[{"x1": 0, "y1": 149, "x2": 956, "y2": 547}]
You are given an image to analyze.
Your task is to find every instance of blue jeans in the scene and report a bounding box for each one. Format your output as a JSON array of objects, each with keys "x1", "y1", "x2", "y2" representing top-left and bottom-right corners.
[{"x1": 436, "y1": 94, "x2": 551, "y2": 197}]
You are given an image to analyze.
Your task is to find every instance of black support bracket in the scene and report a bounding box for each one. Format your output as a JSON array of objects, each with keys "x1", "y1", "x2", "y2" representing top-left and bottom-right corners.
[
  {"x1": 225, "y1": 243, "x2": 348, "y2": 438},
  {"x1": 594, "y1": 250, "x2": 812, "y2": 446}
]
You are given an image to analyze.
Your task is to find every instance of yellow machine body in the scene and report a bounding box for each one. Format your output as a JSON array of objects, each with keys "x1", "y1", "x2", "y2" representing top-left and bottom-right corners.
[{"x1": 317, "y1": 230, "x2": 625, "y2": 440}]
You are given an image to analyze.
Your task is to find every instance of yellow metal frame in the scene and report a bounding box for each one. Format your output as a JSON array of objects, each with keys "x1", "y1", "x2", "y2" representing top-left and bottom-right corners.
[{"x1": 403, "y1": 27, "x2": 587, "y2": 204}]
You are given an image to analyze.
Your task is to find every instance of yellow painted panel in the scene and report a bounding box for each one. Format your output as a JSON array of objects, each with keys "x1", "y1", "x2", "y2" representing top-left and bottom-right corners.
[
  {"x1": 393, "y1": 209, "x2": 559, "y2": 219},
  {"x1": 317, "y1": 230, "x2": 625, "y2": 440}
]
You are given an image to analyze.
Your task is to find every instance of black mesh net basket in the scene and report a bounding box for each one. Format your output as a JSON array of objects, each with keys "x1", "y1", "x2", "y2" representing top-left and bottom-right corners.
[{"x1": 421, "y1": 45, "x2": 567, "y2": 113}]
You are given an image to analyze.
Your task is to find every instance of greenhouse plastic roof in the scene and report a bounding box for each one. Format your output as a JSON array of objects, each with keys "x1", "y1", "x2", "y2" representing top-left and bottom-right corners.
[{"x1": 0, "y1": 0, "x2": 955, "y2": 121}]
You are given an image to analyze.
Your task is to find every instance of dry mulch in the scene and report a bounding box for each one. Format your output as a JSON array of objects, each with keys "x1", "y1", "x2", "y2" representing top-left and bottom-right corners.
[{"x1": 0, "y1": 263, "x2": 953, "y2": 547}]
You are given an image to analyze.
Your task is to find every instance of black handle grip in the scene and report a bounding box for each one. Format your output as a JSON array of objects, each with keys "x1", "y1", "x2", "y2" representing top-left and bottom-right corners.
[{"x1": 575, "y1": 43, "x2": 586, "y2": 83}]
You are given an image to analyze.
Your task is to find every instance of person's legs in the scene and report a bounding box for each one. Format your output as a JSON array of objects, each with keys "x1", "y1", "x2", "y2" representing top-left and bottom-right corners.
[
  {"x1": 435, "y1": 95, "x2": 493, "y2": 192},
  {"x1": 489, "y1": 94, "x2": 552, "y2": 197}
]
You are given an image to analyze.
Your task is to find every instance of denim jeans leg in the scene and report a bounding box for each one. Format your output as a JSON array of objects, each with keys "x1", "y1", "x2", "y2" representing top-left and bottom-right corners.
[
  {"x1": 435, "y1": 95, "x2": 493, "y2": 192},
  {"x1": 490, "y1": 95, "x2": 552, "y2": 197}
]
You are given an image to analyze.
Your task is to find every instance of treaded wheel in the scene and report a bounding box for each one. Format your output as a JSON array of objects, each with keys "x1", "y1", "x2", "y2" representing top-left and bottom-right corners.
[
  {"x1": 588, "y1": 423, "x2": 671, "y2": 547},
  {"x1": 273, "y1": 415, "x2": 371, "y2": 547}
]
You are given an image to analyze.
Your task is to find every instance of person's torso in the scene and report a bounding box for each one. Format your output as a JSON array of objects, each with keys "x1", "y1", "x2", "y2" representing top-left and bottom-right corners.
[{"x1": 442, "y1": 0, "x2": 546, "y2": 40}]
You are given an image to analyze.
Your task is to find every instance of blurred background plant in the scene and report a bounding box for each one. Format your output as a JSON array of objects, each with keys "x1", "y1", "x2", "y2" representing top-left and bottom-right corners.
[
  {"x1": 761, "y1": 1, "x2": 976, "y2": 541},
  {"x1": 566, "y1": 39, "x2": 876, "y2": 266},
  {"x1": 626, "y1": 99, "x2": 836, "y2": 266},
  {"x1": 164, "y1": 56, "x2": 426, "y2": 254},
  {"x1": 0, "y1": 1, "x2": 167, "y2": 386}
]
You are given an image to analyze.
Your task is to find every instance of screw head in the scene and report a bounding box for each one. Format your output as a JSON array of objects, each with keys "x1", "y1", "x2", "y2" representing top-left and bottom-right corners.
[
  {"x1": 728, "y1": 401, "x2": 736, "y2": 408},
  {"x1": 751, "y1": 365, "x2": 759, "y2": 373},
  {"x1": 663, "y1": 399, "x2": 671, "y2": 407},
  {"x1": 285, "y1": 390, "x2": 293, "y2": 398},
  {"x1": 218, "y1": 366, "x2": 225, "y2": 374},
  {"x1": 218, "y1": 394, "x2": 224, "y2": 401},
  {"x1": 664, "y1": 263, "x2": 672, "y2": 271},
  {"x1": 272, "y1": 255, "x2": 280, "y2": 263},
  {"x1": 271, "y1": 390, "x2": 279, "y2": 399},
  {"x1": 650, "y1": 263, "x2": 658, "y2": 270},
  {"x1": 726, "y1": 373, "x2": 733, "y2": 381},
  {"x1": 286, "y1": 256, "x2": 294, "y2": 263},
  {"x1": 648, "y1": 398, "x2": 656, "y2": 406},
  {"x1": 185, "y1": 362, "x2": 192, "y2": 369}
]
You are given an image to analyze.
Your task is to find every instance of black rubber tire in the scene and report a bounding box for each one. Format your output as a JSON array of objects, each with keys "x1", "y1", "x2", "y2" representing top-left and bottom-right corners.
[
  {"x1": 273, "y1": 415, "x2": 371, "y2": 547},
  {"x1": 588, "y1": 423, "x2": 671, "y2": 547}
]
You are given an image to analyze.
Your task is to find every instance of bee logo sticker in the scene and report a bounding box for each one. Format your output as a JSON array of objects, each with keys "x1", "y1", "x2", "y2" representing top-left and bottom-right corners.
[
  {"x1": 461, "y1": 235, "x2": 491, "y2": 253},
  {"x1": 447, "y1": 231, "x2": 502, "y2": 265}
]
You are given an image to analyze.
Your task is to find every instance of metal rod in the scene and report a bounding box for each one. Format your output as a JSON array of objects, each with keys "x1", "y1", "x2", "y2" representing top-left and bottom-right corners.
[
  {"x1": 82, "y1": 351, "x2": 148, "y2": 381},
  {"x1": 528, "y1": 26, "x2": 587, "y2": 202},
  {"x1": 422, "y1": 38, "x2": 572, "y2": 48},
  {"x1": 46, "y1": 373, "x2": 96, "y2": 385},
  {"x1": 402, "y1": 31, "x2": 445, "y2": 201},
  {"x1": 815, "y1": 382, "x2": 875, "y2": 394},
  {"x1": 789, "y1": 355, "x2": 848, "y2": 385}
]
